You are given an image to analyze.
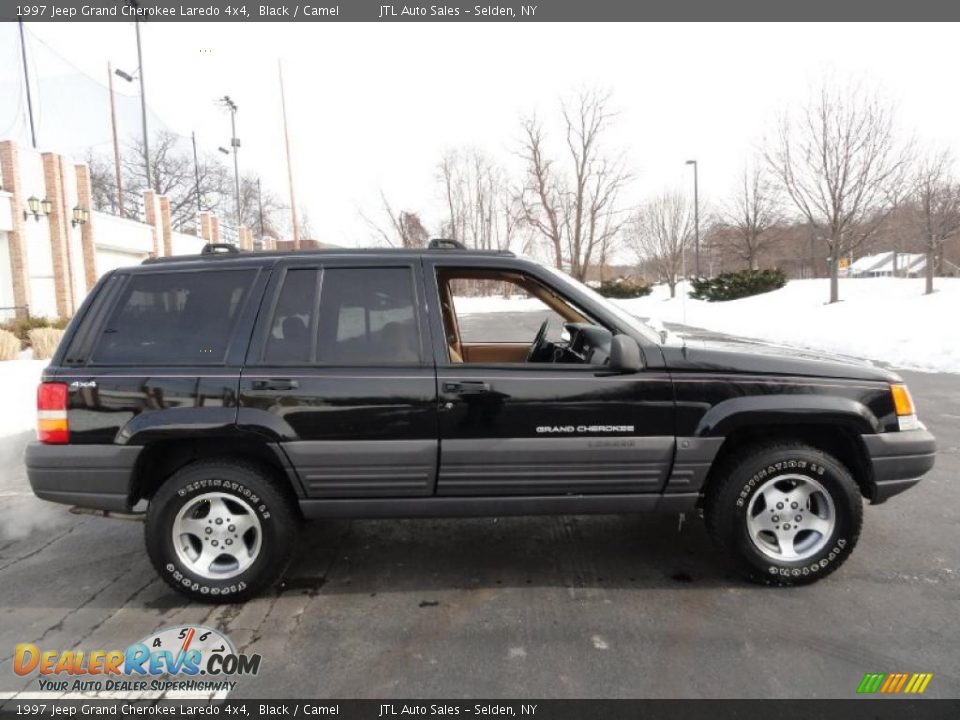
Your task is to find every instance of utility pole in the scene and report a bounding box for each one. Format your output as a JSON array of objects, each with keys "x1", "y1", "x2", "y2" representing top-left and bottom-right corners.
[
  {"x1": 220, "y1": 96, "x2": 242, "y2": 237},
  {"x1": 279, "y1": 61, "x2": 300, "y2": 249},
  {"x1": 257, "y1": 177, "x2": 265, "y2": 240},
  {"x1": 191, "y1": 132, "x2": 202, "y2": 219},
  {"x1": 108, "y1": 62, "x2": 124, "y2": 215},
  {"x1": 18, "y1": 19, "x2": 37, "y2": 149},
  {"x1": 134, "y1": 20, "x2": 151, "y2": 190},
  {"x1": 686, "y1": 159, "x2": 700, "y2": 277}
]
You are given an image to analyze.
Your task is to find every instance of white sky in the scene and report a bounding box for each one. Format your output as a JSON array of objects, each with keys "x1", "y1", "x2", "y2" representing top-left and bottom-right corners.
[{"x1": 4, "y1": 22, "x2": 960, "y2": 247}]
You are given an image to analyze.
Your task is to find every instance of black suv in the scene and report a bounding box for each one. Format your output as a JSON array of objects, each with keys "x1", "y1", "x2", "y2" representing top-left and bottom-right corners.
[{"x1": 26, "y1": 242, "x2": 936, "y2": 601}]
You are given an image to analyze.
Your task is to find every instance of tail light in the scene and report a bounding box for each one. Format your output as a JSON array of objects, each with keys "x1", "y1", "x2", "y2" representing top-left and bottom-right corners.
[{"x1": 37, "y1": 382, "x2": 69, "y2": 444}]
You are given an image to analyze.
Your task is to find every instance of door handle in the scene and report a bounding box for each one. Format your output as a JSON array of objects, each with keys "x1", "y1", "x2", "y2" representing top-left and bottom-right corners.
[
  {"x1": 443, "y1": 380, "x2": 491, "y2": 394},
  {"x1": 251, "y1": 378, "x2": 299, "y2": 391}
]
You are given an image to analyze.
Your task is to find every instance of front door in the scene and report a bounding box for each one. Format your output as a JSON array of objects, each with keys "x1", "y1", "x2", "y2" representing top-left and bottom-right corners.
[
  {"x1": 238, "y1": 259, "x2": 438, "y2": 498},
  {"x1": 425, "y1": 261, "x2": 675, "y2": 497}
]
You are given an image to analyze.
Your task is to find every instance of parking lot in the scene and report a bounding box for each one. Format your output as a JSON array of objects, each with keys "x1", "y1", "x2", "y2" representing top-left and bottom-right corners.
[{"x1": 0, "y1": 327, "x2": 957, "y2": 699}]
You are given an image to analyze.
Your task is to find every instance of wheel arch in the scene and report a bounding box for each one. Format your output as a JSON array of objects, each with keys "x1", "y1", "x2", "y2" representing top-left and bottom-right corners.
[
  {"x1": 700, "y1": 422, "x2": 875, "y2": 502},
  {"x1": 129, "y1": 434, "x2": 305, "y2": 507}
]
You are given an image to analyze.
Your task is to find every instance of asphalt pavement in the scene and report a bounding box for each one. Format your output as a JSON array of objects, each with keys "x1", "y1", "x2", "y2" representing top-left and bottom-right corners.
[{"x1": 0, "y1": 321, "x2": 957, "y2": 700}]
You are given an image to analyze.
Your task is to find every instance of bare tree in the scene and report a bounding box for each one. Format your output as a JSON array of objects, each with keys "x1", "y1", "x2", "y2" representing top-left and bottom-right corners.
[
  {"x1": 438, "y1": 148, "x2": 521, "y2": 252},
  {"x1": 361, "y1": 191, "x2": 430, "y2": 248},
  {"x1": 121, "y1": 130, "x2": 231, "y2": 231},
  {"x1": 914, "y1": 150, "x2": 960, "y2": 294},
  {"x1": 718, "y1": 163, "x2": 781, "y2": 270},
  {"x1": 237, "y1": 175, "x2": 286, "y2": 240},
  {"x1": 626, "y1": 191, "x2": 694, "y2": 298},
  {"x1": 765, "y1": 81, "x2": 912, "y2": 302},
  {"x1": 517, "y1": 89, "x2": 630, "y2": 281}
]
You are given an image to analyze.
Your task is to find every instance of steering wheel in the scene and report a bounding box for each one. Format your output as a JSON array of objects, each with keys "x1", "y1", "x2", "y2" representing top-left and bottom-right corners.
[{"x1": 526, "y1": 319, "x2": 551, "y2": 363}]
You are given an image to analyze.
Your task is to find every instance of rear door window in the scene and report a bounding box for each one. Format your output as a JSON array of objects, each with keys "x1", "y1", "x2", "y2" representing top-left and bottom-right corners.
[
  {"x1": 264, "y1": 268, "x2": 320, "y2": 364},
  {"x1": 317, "y1": 268, "x2": 421, "y2": 364},
  {"x1": 93, "y1": 269, "x2": 256, "y2": 364}
]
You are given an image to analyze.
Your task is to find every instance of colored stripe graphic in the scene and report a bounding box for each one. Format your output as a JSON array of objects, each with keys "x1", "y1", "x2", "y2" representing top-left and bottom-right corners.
[{"x1": 857, "y1": 672, "x2": 932, "y2": 694}]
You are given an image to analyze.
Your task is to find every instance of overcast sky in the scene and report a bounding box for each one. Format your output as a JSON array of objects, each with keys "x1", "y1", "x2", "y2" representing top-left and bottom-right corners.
[{"x1": 3, "y1": 22, "x2": 959, "y2": 248}]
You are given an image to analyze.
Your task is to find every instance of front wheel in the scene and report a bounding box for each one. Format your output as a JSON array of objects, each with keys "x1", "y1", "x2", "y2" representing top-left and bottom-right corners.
[
  {"x1": 704, "y1": 442, "x2": 863, "y2": 585},
  {"x1": 145, "y1": 459, "x2": 300, "y2": 602}
]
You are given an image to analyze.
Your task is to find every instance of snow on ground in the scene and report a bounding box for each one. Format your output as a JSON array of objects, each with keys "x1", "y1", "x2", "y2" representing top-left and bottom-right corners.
[
  {"x1": 614, "y1": 277, "x2": 960, "y2": 374},
  {"x1": 457, "y1": 277, "x2": 960, "y2": 374},
  {"x1": 0, "y1": 357, "x2": 47, "y2": 438}
]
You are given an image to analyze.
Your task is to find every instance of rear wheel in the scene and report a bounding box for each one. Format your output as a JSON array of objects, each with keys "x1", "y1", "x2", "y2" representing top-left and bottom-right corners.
[
  {"x1": 704, "y1": 442, "x2": 863, "y2": 585},
  {"x1": 146, "y1": 459, "x2": 300, "y2": 602}
]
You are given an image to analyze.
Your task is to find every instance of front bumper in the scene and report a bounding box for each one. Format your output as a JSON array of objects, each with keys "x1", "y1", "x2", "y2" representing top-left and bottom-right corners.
[
  {"x1": 862, "y1": 429, "x2": 937, "y2": 503},
  {"x1": 25, "y1": 442, "x2": 141, "y2": 512}
]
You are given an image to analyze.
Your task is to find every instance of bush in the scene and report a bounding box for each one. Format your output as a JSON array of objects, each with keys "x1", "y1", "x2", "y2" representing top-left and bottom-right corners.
[
  {"x1": 0, "y1": 329, "x2": 20, "y2": 361},
  {"x1": 689, "y1": 268, "x2": 787, "y2": 302},
  {"x1": 0, "y1": 316, "x2": 70, "y2": 348},
  {"x1": 28, "y1": 327, "x2": 65, "y2": 360},
  {"x1": 595, "y1": 279, "x2": 653, "y2": 299}
]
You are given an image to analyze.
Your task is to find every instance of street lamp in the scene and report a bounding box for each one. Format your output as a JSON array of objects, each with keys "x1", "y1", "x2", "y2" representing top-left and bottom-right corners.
[
  {"x1": 114, "y1": 52, "x2": 150, "y2": 195},
  {"x1": 686, "y1": 159, "x2": 700, "y2": 277},
  {"x1": 219, "y1": 95, "x2": 242, "y2": 238}
]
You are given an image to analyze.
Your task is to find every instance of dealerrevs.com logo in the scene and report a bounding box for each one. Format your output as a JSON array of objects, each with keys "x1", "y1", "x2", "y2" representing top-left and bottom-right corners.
[{"x1": 13, "y1": 625, "x2": 260, "y2": 694}]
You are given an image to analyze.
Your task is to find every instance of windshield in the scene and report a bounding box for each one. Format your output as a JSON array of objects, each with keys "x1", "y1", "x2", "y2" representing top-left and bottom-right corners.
[{"x1": 540, "y1": 265, "x2": 662, "y2": 345}]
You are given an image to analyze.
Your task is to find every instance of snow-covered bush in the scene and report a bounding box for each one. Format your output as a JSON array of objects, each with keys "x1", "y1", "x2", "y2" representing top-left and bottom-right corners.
[{"x1": 596, "y1": 279, "x2": 652, "y2": 298}]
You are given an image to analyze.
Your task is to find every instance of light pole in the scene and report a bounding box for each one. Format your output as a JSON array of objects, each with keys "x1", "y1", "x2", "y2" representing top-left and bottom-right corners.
[
  {"x1": 191, "y1": 131, "x2": 202, "y2": 219},
  {"x1": 133, "y1": 18, "x2": 151, "y2": 191},
  {"x1": 107, "y1": 62, "x2": 124, "y2": 215},
  {"x1": 686, "y1": 159, "x2": 700, "y2": 277},
  {"x1": 17, "y1": 19, "x2": 37, "y2": 149},
  {"x1": 220, "y1": 95, "x2": 241, "y2": 237}
]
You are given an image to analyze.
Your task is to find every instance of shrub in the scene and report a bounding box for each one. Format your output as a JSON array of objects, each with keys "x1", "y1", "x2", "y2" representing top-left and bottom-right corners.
[
  {"x1": 689, "y1": 268, "x2": 787, "y2": 302},
  {"x1": 0, "y1": 329, "x2": 20, "y2": 361},
  {"x1": 595, "y1": 279, "x2": 653, "y2": 299},
  {"x1": 0, "y1": 316, "x2": 70, "y2": 347},
  {"x1": 28, "y1": 327, "x2": 65, "y2": 360}
]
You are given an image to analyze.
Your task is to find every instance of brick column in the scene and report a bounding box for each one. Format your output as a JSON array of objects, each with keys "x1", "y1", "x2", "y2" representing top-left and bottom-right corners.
[
  {"x1": 0, "y1": 141, "x2": 31, "y2": 319},
  {"x1": 74, "y1": 163, "x2": 98, "y2": 291},
  {"x1": 159, "y1": 195, "x2": 173, "y2": 257},
  {"x1": 210, "y1": 216, "x2": 221, "y2": 244},
  {"x1": 42, "y1": 153, "x2": 72, "y2": 317},
  {"x1": 143, "y1": 190, "x2": 161, "y2": 257},
  {"x1": 199, "y1": 211, "x2": 212, "y2": 243}
]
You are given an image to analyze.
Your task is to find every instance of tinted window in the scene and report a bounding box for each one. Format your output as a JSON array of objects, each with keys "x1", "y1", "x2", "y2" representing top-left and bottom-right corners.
[
  {"x1": 317, "y1": 268, "x2": 420, "y2": 363},
  {"x1": 264, "y1": 269, "x2": 319, "y2": 363},
  {"x1": 93, "y1": 269, "x2": 255, "y2": 364}
]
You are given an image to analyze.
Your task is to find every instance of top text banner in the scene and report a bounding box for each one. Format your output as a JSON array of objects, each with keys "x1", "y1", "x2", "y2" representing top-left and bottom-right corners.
[{"x1": 4, "y1": 0, "x2": 959, "y2": 22}]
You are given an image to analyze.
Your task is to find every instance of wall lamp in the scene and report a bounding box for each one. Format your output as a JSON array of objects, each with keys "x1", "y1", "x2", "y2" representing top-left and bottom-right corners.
[
  {"x1": 23, "y1": 196, "x2": 41, "y2": 221},
  {"x1": 71, "y1": 206, "x2": 90, "y2": 228}
]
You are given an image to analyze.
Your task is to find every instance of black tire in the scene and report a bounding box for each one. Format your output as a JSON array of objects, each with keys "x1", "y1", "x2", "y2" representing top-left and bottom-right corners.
[
  {"x1": 704, "y1": 441, "x2": 863, "y2": 586},
  {"x1": 145, "y1": 459, "x2": 300, "y2": 603}
]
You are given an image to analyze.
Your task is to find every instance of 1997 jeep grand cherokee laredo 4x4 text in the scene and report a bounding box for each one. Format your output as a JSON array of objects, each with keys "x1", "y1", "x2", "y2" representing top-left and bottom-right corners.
[{"x1": 26, "y1": 242, "x2": 936, "y2": 601}]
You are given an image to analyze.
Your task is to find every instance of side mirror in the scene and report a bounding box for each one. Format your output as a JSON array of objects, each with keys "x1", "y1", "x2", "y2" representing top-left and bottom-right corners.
[{"x1": 609, "y1": 334, "x2": 643, "y2": 373}]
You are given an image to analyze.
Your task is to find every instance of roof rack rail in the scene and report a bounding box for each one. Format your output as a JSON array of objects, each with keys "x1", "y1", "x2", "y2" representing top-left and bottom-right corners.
[
  {"x1": 201, "y1": 243, "x2": 241, "y2": 255},
  {"x1": 428, "y1": 238, "x2": 466, "y2": 250}
]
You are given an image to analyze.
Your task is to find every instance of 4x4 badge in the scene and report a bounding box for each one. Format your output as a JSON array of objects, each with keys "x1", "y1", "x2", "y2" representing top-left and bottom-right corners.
[{"x1": 69, "y1": 381, "x2": 97, "y2": 389}]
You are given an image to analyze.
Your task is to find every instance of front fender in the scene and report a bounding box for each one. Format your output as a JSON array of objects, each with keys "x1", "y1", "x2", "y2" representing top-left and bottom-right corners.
[{"x1": 694, "y1": 395, "x2": 881, "y2": 437}]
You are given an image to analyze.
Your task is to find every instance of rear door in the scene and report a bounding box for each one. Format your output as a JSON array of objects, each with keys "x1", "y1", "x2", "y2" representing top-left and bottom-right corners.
[{"x1": 238, "y1": 258, "x2": 438, "y2": 498}]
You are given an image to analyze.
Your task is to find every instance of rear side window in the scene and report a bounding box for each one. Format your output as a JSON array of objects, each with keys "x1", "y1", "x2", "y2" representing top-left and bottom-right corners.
[
  {"x1": 317, "y1": 268, "x2": 420, "y2": 364},
  {"x1": 264, "y1": 268, "x2": 319, "y2": 363},
  {"x1": 93, "y1": 269, "x2": 255, "y2": 364}
]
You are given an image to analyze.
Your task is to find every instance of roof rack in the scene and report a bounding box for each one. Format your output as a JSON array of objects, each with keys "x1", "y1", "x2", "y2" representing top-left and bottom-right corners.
[
  {"x1": 201, "y1": 243, "x2": 241, "y2": 255},
  {"x1": 428, "y1": 238, "x2": 466, "y2": 250}
]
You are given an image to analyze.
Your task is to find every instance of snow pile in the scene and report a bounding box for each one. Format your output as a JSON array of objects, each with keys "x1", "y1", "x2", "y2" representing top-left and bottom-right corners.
[
  {"x1": 614, "y1": 278, "x2": 960, "y2": 373},
  {"x1": 0, "y1": 358, "x2": 47, "y2": 438},
  {"x1": 454, "y1": 294, "x2": 546, "y2": 315}
]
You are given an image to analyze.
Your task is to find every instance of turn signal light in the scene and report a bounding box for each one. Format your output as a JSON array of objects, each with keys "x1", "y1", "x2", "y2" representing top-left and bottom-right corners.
[
  {"x1": 37, "y1": 382, "x2": 69, "y2": 444},
  {"x1": 890, "y1": 384, "x2": 915, "y2": 417}
]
